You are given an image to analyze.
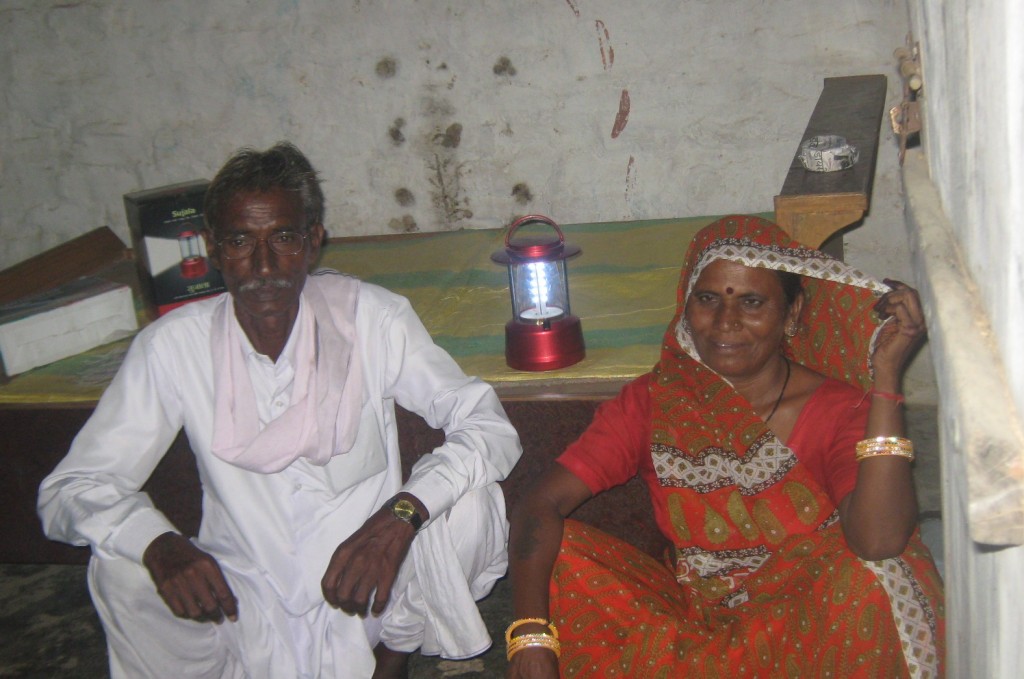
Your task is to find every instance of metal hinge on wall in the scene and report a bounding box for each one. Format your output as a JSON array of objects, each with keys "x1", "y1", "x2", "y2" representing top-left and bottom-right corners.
[{"x1": 891, "y1": 34, "x2": 923, "y2": 165}]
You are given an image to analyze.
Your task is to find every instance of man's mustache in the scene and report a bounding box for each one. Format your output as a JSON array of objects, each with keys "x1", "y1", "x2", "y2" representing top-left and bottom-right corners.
[{"x1": 238, "y1": 278, "x2": 294, "y2": 292}]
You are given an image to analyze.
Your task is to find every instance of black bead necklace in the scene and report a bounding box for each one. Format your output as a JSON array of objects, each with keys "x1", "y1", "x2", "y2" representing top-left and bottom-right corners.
[{"x1": 764, "y1": 357, "x2": 791, "y2": 422}]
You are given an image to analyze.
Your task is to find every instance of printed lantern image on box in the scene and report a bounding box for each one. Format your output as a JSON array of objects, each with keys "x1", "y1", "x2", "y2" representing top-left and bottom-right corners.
[
  {"x1": 177, "y1": 229, "x2": 209, "y2": 279},
  {"x1": 491, "y1": 215, "x2": 585, "y2": 371},
  {"x1": 124, "y1": 180, "x2": 226, "y2": 316}
]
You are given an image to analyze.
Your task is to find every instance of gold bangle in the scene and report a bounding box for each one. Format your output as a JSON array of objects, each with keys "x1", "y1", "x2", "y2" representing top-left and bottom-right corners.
[
  {"x1": 507, "y1": 633, "x2": 560, "y2": 653},
  {"x1": 507, "y1": 632, "x2": 561, "y2": 660},
  {"x1": 855, "y1": 436, "x2": 915, "y2": 462},
  {"x1": 856, "y1": 436, "x2": 914, "y2": 460},
  {"x1": 505, "y1": 618, "x2": 558, "y2": 644}
]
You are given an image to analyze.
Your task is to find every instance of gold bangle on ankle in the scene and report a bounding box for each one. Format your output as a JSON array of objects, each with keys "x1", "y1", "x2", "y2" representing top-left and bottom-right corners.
[{"x1": 855, "y1": 436, "x2": 915, "y2": 462}]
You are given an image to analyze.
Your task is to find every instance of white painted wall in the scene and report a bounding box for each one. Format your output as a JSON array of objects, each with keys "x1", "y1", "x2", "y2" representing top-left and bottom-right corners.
[
  {"x1": 906, "y1": 0, "x2": 1024, "y2": 675},
  {"x1": 2, "y1": 1, "x2": 913, "y2": 271}
]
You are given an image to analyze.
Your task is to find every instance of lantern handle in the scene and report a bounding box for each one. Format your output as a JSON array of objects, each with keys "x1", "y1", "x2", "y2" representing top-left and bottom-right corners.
[{"x1": 505, "y1": 214, "x2": 564, "y2": 248}]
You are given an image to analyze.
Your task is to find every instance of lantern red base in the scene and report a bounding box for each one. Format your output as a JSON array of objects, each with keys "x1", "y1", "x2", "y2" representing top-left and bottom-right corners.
[{"x1": 505, "y1": 315, "x2": 585, "y2": 372}]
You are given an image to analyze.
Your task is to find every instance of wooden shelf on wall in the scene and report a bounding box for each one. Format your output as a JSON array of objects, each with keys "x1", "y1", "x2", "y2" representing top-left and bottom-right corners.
[{"x1": 774, "y1": 75, "x2": 888, "y2": 249}]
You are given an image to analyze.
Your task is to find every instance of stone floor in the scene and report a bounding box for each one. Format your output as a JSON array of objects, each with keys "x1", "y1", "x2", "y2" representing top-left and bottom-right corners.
[
  {"x1": 0, "y1": 407, "x2": 941, "y2": 678},
  {"x1": 0, "y1": 563, "x2": 512, "y2": 679}
]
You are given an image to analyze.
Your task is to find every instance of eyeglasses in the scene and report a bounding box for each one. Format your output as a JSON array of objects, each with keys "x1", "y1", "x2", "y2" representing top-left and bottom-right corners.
[{"x1": 215, "y1": 231, "x2": 310, "y2": 259}]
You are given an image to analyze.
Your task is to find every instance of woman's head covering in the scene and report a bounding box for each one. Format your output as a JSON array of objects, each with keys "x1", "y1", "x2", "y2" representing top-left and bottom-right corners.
[
  {"x1": 651, "y1": 214, "x2": 889, "y2": 457},
  {"x1": 665, "y1": 214, "x2": 889, "y2": 391}
]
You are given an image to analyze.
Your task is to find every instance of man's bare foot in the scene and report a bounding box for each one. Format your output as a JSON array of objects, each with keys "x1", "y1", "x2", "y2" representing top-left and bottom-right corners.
[{"x1": 371, "y1": 642, "x2": 411, "y2": 679}]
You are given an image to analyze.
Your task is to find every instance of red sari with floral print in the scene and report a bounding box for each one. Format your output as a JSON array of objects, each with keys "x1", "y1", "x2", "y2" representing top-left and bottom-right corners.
[{"x1": 549, "y1": 215, "x2": 945, "y2": 678}]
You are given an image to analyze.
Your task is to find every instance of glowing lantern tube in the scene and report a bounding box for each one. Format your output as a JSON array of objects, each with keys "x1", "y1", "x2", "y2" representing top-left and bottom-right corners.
[{"x1": 490, "y1": 215, "x2": 585, "y2": 371}]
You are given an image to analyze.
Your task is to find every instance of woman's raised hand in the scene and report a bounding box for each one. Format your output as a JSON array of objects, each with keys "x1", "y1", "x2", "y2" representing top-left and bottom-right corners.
[{"x1": 871, "y1": 279, "x2": 927, "y2": 381}]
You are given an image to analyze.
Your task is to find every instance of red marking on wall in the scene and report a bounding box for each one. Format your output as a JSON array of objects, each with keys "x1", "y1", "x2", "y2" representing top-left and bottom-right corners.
[
  {"x1": 595, "y1": 20, "x2": 614, "y2": 70},
  {"x1": 565, "y1": 0, "x2": 580, "y2": 18},
  {"x1": 611, "y1": 89, "x2": 630, "y2": 139},
  {"x1": 625, "y1": 155, "x2": 637, "y2": 203}
]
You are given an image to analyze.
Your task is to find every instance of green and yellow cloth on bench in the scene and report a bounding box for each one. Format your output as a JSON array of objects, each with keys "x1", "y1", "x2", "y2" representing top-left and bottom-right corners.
[{"x1": 0, "y1": 214, "x2": 757, "y2": 405}]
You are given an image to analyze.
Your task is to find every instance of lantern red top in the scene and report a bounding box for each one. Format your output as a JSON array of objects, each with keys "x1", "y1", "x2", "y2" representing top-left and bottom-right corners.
[{"x1": 490, "y1": 215, "x2": 582, "y2": 264}]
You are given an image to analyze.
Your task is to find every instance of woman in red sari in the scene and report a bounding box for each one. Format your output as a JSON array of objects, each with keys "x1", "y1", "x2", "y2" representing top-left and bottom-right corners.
[{"x1": 505, "y1": 215, "x2": 944, "y2": 678}]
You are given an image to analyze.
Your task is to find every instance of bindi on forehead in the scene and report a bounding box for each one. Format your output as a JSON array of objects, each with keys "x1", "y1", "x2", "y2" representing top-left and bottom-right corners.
[{"x1": 726, "y1": 287, "x2": 734, "y2": 295}]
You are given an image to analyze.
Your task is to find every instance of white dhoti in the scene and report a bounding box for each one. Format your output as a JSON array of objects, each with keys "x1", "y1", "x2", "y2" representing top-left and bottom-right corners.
[{"x1": 88, "y1": 484, "x2": 508, "y2": 679}]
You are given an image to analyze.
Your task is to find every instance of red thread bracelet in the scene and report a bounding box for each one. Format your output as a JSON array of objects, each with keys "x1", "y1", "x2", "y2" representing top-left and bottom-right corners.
[{"x1": 870, "y1": 389, "x2": 905, "y2": 404}]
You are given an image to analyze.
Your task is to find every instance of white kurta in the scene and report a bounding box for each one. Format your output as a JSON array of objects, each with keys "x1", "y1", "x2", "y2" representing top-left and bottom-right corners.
[{"x1": 38, "y1": 273, "x2": 522, "y2": 677}]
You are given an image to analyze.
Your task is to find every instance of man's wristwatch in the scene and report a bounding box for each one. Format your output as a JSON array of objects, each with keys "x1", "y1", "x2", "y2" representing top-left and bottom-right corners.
[{"x1": 387, "y1": 497, "x2": 423, "y2": 531}]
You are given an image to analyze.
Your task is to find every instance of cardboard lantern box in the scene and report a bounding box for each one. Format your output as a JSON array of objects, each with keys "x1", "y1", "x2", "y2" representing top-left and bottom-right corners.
[{"x1": 123, "y1": 179, "x2": 226, "y2": 316}]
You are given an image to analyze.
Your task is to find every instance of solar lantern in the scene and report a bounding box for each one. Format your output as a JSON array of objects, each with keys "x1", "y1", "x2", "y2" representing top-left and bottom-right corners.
[{"x1": 490, "y1": 215, "x2": 585, "y2": 371}]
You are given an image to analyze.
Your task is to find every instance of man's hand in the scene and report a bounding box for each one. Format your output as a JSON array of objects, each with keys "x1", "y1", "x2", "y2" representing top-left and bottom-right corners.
[
  {"x1": 142, "y1": 532, "x2": 239, "y2": 623},
  {"x1": 320, "y1": 493, "x2": 426, "y2": 617}
]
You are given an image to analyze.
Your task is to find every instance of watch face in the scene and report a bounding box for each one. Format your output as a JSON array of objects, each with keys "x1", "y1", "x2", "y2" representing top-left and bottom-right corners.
[
  {"x1": 393, "y1": 500, "x2": 416, "y2": 520},
  {"x1": 390, "y1": 498, "x2": 422, "y2": 530}
]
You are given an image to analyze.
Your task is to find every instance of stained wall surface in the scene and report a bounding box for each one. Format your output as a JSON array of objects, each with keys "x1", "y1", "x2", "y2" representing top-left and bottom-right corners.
[{"x1": 2, "y1": 1, "x2": 931, "y2": 393}]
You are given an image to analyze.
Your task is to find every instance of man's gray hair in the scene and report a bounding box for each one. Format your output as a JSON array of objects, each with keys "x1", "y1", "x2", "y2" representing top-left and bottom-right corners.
[{"x1": 203, "y1": 141, "x2": 325, "y2": 233}]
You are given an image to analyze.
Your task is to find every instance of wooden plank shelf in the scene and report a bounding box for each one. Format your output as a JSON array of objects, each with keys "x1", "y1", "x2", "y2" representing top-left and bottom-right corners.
[{"x1": 775, "y1": 74, "x2": 888, "y2": 248}]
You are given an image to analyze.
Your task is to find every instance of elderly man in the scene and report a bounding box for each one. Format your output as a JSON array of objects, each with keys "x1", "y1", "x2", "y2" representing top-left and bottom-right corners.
[{"x1": 38, "y1": 142, "x2": 522, "y2": 678}]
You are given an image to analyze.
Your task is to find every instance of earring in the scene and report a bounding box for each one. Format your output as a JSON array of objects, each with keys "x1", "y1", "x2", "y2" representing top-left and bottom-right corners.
[{"x1": 785, "y1": 323, "x2": 798, "y2": 338}]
